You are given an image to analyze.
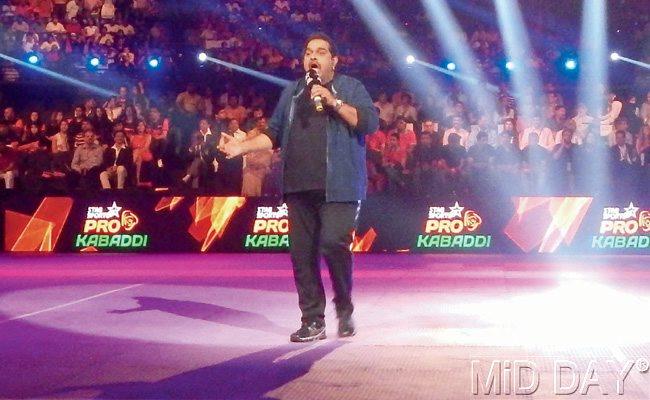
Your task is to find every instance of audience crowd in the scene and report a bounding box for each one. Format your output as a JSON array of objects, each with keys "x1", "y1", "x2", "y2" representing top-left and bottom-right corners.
[{"x1": 1, "y1": 0, "x2": 649, "y2": 199}]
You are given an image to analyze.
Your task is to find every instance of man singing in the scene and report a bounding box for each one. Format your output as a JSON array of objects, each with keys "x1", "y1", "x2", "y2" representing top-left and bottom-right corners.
[{"x1": 220, "y1": 33, "x2": 379, "y2": 342}]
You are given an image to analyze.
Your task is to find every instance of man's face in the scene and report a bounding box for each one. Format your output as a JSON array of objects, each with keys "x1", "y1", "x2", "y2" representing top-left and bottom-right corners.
[
  {"x1": 150, "y1": 108, "x2": 160, "y2": 121},
  {"x1": 228, "y1": 97, "x2": 238, "y2": 108},
  {"x1": 615, "y1": 132, "x2": 626, "y2": 146},
  {"x1": 114, "y1": 131, "x2": 125, "y2": 145},
  {"x1": 532, "y1": 117, "x2": 541, "y2": 128},
  {"x1": 562, "y1": 130, "x2": 573, "y2": 144},
  {"x1": 84, "y1": 131, "x2": 95, "y2": 145},
  {"x1": 60, "y1": 121, "x2": 68, "y2": 132},
  {"x1": 74, "y1": 107, "x2": 83, "y2": 118},
  {"x1": 396, "y1": 119, "x2": 406, "y2": 132},
  {"x1": 228, "y1": 119, "x2": 239, "y2": 132},
  {"x1": 81, "y1": 121, "x2": 91, "y2": 131},
  {"x1": 615, "y1": 120, "x2": 629, "y2": 132},
  {"x1": 4, "y1": 108, "x2": 13, "y2": 120},
  {"x1": 253, "y1": 108, "x2": 263, "y2": 118},
  {"x1": 504, "y1": 120, "x2": 514, "y2": 131},
  {"x1": 119, "y1": 87, "x2": 128, "y2": 97},
  {"x1": 422, "y1": 121, "x2": 434, "y2": 133},
  {"x1": 556, "y1": 107, "x2": 566, "y2": 119},
  {"x1": 303, "y1": 38, "x2": 338, "y2": 81},
  {"x1": 199, "y1": 120, "x2": 209, "y2": 132}
]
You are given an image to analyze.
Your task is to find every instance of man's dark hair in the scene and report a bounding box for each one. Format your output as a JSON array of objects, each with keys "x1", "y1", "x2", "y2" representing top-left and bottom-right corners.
[
  {"x1": 303, "y1": 32, "x2": 338, "y2": 57},
  {"x1": 477, "y1": 131, "x2": 488, "y2": 140}
]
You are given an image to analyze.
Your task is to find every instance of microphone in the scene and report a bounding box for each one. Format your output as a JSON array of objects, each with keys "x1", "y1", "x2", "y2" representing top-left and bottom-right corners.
[{"x1": 306, "y1": 68, "x2": 324, "y2": 112}]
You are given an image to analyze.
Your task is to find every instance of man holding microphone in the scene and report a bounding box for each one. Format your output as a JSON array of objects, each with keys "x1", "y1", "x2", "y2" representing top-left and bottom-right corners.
[{"x1": 220, "y1": 33, "x2": 378, "y2": 342}]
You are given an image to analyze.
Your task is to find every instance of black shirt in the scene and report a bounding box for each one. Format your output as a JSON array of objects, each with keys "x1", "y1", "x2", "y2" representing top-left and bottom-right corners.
[{"x1": 283, "y1": 83, "x2": 330, "y2": 193}]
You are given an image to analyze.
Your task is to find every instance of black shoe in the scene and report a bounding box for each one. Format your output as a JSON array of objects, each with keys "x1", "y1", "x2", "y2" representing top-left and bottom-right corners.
[
  {"x1": 290, "y1": 321, "x2": 326, "y2": 342},
  {"x1": 338, "y1": 317, "x2": 356, "y2": 338}
]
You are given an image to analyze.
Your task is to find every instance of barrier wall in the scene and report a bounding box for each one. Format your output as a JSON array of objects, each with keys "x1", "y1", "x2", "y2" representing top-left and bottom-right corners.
[{"x1": 2, "y1": 193, "x2": 648, "y2": 254}]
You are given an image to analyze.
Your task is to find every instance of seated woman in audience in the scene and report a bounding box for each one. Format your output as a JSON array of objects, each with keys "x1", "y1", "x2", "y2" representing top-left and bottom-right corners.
[{"x1": 129, "y1": 121, "x2": 153, "y2": 186}]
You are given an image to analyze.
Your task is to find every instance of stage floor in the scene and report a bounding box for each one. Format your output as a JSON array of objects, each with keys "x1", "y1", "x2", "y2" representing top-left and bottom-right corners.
[{"x1": 1, "y1": 253, "x2": 650, "y2": 399}]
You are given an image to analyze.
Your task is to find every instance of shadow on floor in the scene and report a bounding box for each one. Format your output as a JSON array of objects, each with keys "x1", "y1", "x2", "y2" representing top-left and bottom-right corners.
[
  {"x1": 56, "y1": 341, "x2": 345, "y2": 399},
  {"x1": 110, "y1": 296, "x2": 287, "y2": 335}
]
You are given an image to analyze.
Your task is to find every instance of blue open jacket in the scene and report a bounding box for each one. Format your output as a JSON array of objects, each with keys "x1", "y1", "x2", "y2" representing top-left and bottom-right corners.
[{"x1": 266, "y1": 74, "x2": 379, "y2": 202}]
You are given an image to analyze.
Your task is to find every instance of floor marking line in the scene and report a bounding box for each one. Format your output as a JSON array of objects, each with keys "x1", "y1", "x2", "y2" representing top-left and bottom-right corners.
[{"x1": 0, "y1": 284, "x2": 143, "y2": 324}]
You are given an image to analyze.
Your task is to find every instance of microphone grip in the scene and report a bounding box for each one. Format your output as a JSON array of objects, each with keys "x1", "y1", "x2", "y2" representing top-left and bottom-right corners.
[{"x1": 314, "y1": 95, "x2": 324, "y2": 112}]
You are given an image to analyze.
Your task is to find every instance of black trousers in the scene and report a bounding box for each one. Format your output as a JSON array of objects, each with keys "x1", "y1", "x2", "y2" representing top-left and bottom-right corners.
[{"x1": 285, "y1": 190, "x2": 360, "y2": 324}]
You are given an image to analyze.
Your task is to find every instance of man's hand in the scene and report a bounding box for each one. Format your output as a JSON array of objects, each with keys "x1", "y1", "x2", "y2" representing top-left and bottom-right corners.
[
  {"x1": 218, "y1": 133, "x2": 244, "y2": 159},
  {"x1": 310, "y1": 84, "x2": 336, "y2": 106}
]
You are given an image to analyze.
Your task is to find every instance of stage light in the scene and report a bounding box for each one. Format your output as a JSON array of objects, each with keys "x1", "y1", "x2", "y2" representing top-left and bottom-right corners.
[
  {"x1": 446, "y1": 62, "x2": 456, "y2": 71},
  {"x1": 27, "y1": 54, "x2": 39, "y2": 64},
  {"x1": 200, "y1": 54, "x2": 291, "y2": 86},
  {"x1": 148, "y1": 57, "x2": 160, "y2": 68},
  {"x1": 89, "y1": 57, "x2": 100, "y2": 67},
  {"x1": 565, "y1": 59, "x2": 577, "y2": 70},
  {"x1": 198, "y1": 52, "x2": 208, "y2": 62},
  {"x1": 610, "y1": 52, "x2": 620, "y2": 61},
  {"x1": 505, "y1": 61, "x2": 515, "y2": 70},
  {"x1": 406, "y1": 55, "x2": 416, "y2": 65},
  {"x1": 0, "y1": 52, "x2": 116, "y2": 97}
]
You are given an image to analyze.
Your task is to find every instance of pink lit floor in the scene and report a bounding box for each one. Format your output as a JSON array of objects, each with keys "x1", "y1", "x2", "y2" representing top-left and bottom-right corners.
[{"x1": 1, "y1": 253, "x2": 650, "y2": 399}]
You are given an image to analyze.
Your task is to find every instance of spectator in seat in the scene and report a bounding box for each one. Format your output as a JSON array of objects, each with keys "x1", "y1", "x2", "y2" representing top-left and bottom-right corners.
[
  {"x1": 0, "y1": 141, "x2": 18, "y2": 189},
  {"x1": 130, "y1": 121, "x2": 152, "y2": 186},
  {"x1": 222, "y1": 95, "x2": 248, "y2": 125},
  {"x1": 391, "y1": 116, "x2": 416, "y2": 155},
  {"x1": 551, "y1": 125, "x2": 579, "y2": 194},
  {"x1": 443, "y1": 116, "x2": 470, "y2": 149},
  {"x1": 610, "y1": 129, "x2": 640, "y2": 197},
  {"x1": 51, "y1": 119, "x2": 72, "y2": 174},
  {"x1": 382, "y1": 132, "x2": 407, "y2": 192},
  {"x1": 242, "y1": 117, "x2": 273, "y2": 197},
  {"x1": 521, "y1": 115, "x2": 554, "y2": 150},
  {"x1": 182, "y1": 118, "x2": 219, "y2": 190},
  {"x1": 69, "y1": 130, "x2": 103, "y2": 190},
  {"x1": 100, "y1": 131, "x2": 132, "y2": 189}
]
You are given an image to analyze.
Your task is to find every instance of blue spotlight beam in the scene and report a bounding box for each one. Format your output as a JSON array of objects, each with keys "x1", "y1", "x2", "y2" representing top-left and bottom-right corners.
[
  {"x1": 414, "y1": 59, "x2": 498, "y2": 92},
  {"x1": 0, "y1": 53, "x2": 117, "y2": 98},
  {"x1": 348, "y1": 0, "x2": 443, "y2": 102},
  {"x1": 204, "y1": 56, "x2": 291, "y2": 87},
  {"x1": 494, "y1": 0, "x2": 544, "y2": 121},
  {"x1": 616, "y1": 55, "x2": 650, "y2": 69},
  {"x1": 576, "y1": 0, "x2": 608, "y2": 198},
  {"x1": 578, "y1": 0, "x2": 607, "y2": 119},
  {"x1": 421, "y1": 0, "x2": 497, "y2": 118}
]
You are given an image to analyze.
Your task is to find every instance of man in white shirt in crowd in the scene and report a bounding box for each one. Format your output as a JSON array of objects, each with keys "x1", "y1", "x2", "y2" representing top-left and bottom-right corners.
[
  {"x1": 45, "y1": 17, "x2": 66, "y2": 34},
  {"x1": 520, "y1": 115, "x2": 554, "y2": 150},
  {"x1": 394, "y1": 93, "x2": 418, "y2": 122},
  {"x1": 601, "y1": 90, "x2": 623, "y2": 145},
  {"x1": 373, "y1": 92, "x2": 394, "y2": 127},
  {"x1": 65, "y1": 0, "x2": 80, "y2": 21},
  {"x1": 443, "y1": 116, "x2": 470, "y2": 149}
]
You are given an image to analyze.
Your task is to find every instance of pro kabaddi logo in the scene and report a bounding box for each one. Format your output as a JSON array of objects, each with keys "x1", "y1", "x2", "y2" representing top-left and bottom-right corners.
[
  {"x1": 75, "y1": 201, "x2": 149, "y2": 249},
  {"x1": 592, "y1": 202, "x2": 650, "y2": 249},
  {"x1": 245, "y1": 203, "x2": 289, "y2": 249},
  {"x1": 416, "y1": 202, "x2": 491, "y2": 249}
]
